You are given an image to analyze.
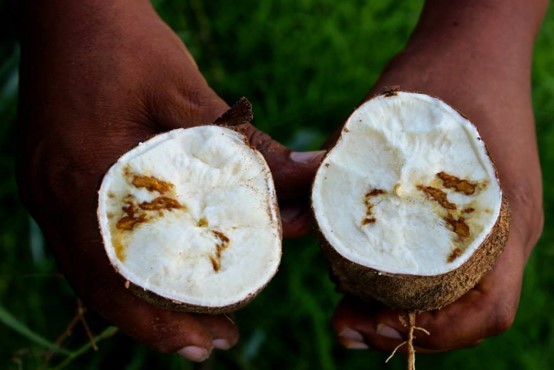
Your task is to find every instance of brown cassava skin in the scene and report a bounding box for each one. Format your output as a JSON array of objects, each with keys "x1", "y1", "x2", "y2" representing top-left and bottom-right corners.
[
  {"x1": 129, "y1": 281, "x2": 258, "y2": 315},
  {"x1": 318, "y1": 196, "x2": 510, "y2": 312}
]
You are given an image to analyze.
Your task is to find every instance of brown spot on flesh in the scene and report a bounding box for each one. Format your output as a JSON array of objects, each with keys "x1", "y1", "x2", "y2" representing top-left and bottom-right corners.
[
  {"x1": 437, "y1": 172, "x2": 477, "y2": 195},
  {"x1": 366, "y1": 189, "x2": 386, "y2": 198},
  {"x1": 132, "y1": 175, "x2": 173, "y2": 194},
  {"x1": 417, "y1": 185, "x2": 456, "y2": 210},
  {"x1": 210, "y1": 230, "x2": 230, "y2": 272},
  {"x1": 210, "y1": 256, "x2": 221, "y2": 272},
  {"x1": 444, "y1": 216, "x2": 470, "y2": 240},
  {"x1": 361, "y1": 189, "x2": 386, "y2": 226},
  {"x1": 362, "y1": 218, "x2": 376, "y2": 225},
  {"x1": 114, "y1": 239, "x2": 127, "y2": 261},
  {"x1": 115, "y1": 197, "x2": 148, "y2": 231},
  {"x1": 212, "y1": 230, "x2": 230, "y2": 244},
  {"x1": 447, "y1": 247, "x2": 462, "y2": 263},
  {"x1": 463, "y1": 208, "x2": 475, "y2": 214},
  {"x1": 139, "y1": 196, "x2": 183, "y2": 211},
  {"x1": 116, "y1": 214, "x2": 148, "y2": 231},
  {"x1": 198, "y1": 217, "x2": 208, "y2": 227}
]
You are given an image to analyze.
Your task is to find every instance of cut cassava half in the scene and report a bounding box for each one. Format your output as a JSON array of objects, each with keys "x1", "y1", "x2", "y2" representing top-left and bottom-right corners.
[
  {"x1": 98, "y1": 124, "x2": 281, "y2": 314},
  {"x1": 312, "y1": 91, "x2": 510, "y2": 312}
]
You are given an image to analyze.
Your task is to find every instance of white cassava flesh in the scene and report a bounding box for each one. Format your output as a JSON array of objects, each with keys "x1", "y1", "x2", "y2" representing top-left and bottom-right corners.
[
  {"x1": 98, "y1": 126, "x2": 281, "y2": 313},
  {"x1": 312, "y1": 91, "x2": 509, "y2": 311}
]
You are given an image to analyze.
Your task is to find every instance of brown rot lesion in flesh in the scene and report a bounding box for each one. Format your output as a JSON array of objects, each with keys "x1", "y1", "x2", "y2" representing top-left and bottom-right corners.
[
  {"x1": 416, "y1": 171, "x2": 488, "y2": 262},
  {"x1": 361, "y1": 189, "x2": 386, "y2": 226},
  {"x1": 444, "y1": 216, "x2": 470, "y2": 240},
  {"x1": 131, "y1": 175, "x2": 174, "y2": 194},
  {"x1": 115, "y1": 170, "x2": 184, "y2": 233},
  {"x1": 139, "y1": 196, "x2": 183, "y2": 211},
  {"x1": 209, "y1": 230, "x2": 230, "y2": 272},
  {"x1": 116, "y1": 196, "x2": 148, "y2": 231},
  {"x1": 437, "y1": 171, "x2": 478, "y2": 195},
  {"x1": 447, "y1": 247, "x2": 462, "y2": 263},
  {"x1": 417, "y1": 185, "x2": 457, "y2": 210}
]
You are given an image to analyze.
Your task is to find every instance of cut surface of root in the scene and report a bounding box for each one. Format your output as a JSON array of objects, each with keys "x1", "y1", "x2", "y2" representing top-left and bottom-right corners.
[
  {"x1": 312, "y1": 91, "x2": 510, "y2": 312},
  {"x1": 312, "y1": 92, "x2": 503, "y2": 276},
  {"x1": 98, "y1": 125, "x2": 282, "y2": 312}
]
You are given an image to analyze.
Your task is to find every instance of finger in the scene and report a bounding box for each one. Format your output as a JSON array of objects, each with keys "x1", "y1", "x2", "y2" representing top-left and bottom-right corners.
[
  {"x1": 156, "y1": 93, "x2": 326, "y2": 200},
  {"x1": 93, "y1": 291, "x2": 237, "y2": 361},
  {"x1": 239, "y1": 124, "x2": 324, "y2": 237},
  {"x1": 237, "y1": 122, "x2": 325, "y2": 198},
  {"x1": 280, "y1": 203, "x2": 313, "y2": 238},
  {"x1": 46, "y1": 173, "x2": 239, "y2": 361},
  {"x1": 195, "y1": 314, "x2": 239, "y2": 350},
  {"x1": 333, "y1": 233, "x2": 525, "y2": 353},
  {"x1": 145, "y1": 89, "x2": 325, "y2": 235},
  {"x1": 333, "y1": 293, "x2": 485, "y2": 354},
  {"x1": 76, "y1": 236, "x2": 239, "y2": 361}
]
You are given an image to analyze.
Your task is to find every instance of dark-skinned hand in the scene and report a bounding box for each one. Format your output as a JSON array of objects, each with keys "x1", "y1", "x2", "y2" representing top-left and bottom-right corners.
[
  {"x1": 16, "y1": 0, "x2": 321, "y2": 362},
  {"x1": 333, "y1": 0, "x2": 546, "y2": 353}
]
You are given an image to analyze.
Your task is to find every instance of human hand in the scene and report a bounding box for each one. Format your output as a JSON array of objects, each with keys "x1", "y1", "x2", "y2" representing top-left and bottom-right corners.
[
  {"x1": 332, "y1": 0, "x2": 546, "y2": 353},
  {"x1": 16, "y1": 0, "x2": 320, "y2": 361}
]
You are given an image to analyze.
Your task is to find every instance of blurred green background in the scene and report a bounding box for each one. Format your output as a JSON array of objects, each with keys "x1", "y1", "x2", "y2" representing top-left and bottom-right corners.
[{"x1": 1, "y1": 1, "x2": 553, "y2": 369}]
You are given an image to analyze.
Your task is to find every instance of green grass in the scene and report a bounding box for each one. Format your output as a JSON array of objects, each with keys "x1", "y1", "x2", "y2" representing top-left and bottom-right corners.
[{"x1": 1, "y1": 1, "x2": 554, "y2": 369}]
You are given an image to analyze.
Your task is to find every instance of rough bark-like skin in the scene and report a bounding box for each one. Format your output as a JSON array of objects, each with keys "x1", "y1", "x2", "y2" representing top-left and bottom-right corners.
[
  {"x1": 319, "y1": 196, "x2": 510, "y2": 312},
  {"x1": 127, "y1": 279, "x2": 263, "y2": 314}
]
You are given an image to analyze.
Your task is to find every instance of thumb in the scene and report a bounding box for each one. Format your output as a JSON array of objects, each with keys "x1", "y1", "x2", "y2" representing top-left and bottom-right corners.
[
  {"x1": 239, "y1": 127, "x2": 324, "y2": 237},
  {"x1": 214, "y1": 98, "x2": 325, "y2": 199},
  {"x1": 215, "y1": 98, "x2": 325, "y2": 237}
]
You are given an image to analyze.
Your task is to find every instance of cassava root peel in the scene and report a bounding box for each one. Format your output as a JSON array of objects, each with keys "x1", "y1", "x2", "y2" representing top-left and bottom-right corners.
[{"x1": 97, "y1": 100, "x2": 282, "y2": 314}]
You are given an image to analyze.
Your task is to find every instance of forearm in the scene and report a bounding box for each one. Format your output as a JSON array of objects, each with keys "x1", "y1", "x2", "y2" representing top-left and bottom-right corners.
[
  {"x1": 19, "y1": 0, "x2": 157, "y2": 55},
  {"x1": 402, "y1": 0, "x2": 549, "y2": 90},
  {"x1": 374, "y1": 0, "x2": 546, "y2": 259},
  {"x1": 420, "y1": 0, "x2": 547, "y2": 254},
  {"x1": 412, "y1": 0, "x2": 549, "y2": 50}
]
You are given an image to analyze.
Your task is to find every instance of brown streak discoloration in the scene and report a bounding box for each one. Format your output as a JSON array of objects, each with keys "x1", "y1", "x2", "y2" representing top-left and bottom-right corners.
[
  {"x1": 116, "y1": 214, "x2": 147, "y2": 231},
  {"x1": 210, "y1": 230, "x2": 230, "y2": 272},
  {"x1": 132, "y1": 175, "x2": 173, "y2": 194},
  {"x1": 417, "y1": 185, "x2": 456, "y2": 210},
  {"x1": 437, "y1": 172, "x2": 477, "y2": 195},
  {"x1": 361, "y1": 189, "x2": 386, "y2": 226},
  {"x1": 444, "y1": 216, "x2": 470, "y2": 240},
  {"x1": 447, "y1": 247, "x2": 462, "y2": 263},
  {"x1": 139, "y1": 196, "x2": 183, "y2": 211}
]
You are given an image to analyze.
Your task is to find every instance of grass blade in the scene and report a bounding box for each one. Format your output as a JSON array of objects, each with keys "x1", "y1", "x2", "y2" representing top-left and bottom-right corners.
[
  {"x1": 50, "y1": 326, "x2": 118, "y2": 370},
  {"x1": 0, "y1": 304, "x2": 71, "y2": 355}
]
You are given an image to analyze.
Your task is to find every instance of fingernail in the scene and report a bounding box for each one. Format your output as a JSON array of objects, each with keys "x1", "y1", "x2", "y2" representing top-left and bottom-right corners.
[
  {"x1": 345, "y1": 341, "x2": 369, "y2": 350},
  {"x1": 290, "y1": 150, "x2": 326, "y2": 164},
  {"x1": 280, "y1": 207, "x2": 302, "y2": 224},
  {"x1": 376, "y1": 323, "x2": 403, "y2": 340},
  {"x1": 212, "y1": 338, "x2": 231, "y2": 350},
  {"x1": 339, "y1": 328, "x2": 364, "y2": 342},
  {"x1": 177, "y1": 346, "x2": 210, "y2": 362},
  {"x1": 338, "y1": 328, "x2": 368, "y2": 350}
]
